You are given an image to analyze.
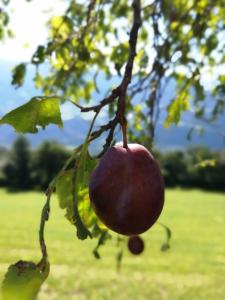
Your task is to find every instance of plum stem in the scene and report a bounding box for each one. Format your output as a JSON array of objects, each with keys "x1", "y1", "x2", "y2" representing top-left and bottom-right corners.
[{"x1": 122, "y1": 122, "x2": 128, "y2": 149}]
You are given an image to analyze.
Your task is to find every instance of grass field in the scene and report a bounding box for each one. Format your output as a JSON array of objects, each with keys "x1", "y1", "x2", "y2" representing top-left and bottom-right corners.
[{"x1": 0, "y1": 188, "x2": 224, "y2": 300}]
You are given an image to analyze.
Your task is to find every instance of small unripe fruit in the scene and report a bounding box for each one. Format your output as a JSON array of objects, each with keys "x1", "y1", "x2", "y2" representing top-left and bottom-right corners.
[
  {"x1": 89, "y1": 143, "x2": 164, "y2": 235},
  {"x1": 128, "y1": 235, "x2": 144, "y2": 255}
]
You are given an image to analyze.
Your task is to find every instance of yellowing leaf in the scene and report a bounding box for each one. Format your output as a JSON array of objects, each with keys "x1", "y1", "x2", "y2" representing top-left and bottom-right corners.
[
  {"x1": 1, "y1": 260, "x2": 49, "y2": 300},
  {"x1": 49, "y1": 16, "x2": 72, "y2": 40},
  {"x1": 195, "y1": 159, "x2": 216, "y2": 168}
]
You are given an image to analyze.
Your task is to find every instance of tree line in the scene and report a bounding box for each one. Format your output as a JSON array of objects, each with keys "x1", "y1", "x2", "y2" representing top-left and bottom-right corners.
[
  {"x1": 0, "y1": 136, "x2": 70, "y2": 191},
  {"x1": 0, "y1": 136, "x2": 224, "y2": 192}
]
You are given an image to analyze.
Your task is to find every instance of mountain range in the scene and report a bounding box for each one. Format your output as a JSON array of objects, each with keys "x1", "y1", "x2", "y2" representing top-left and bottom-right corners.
[{"x1": 0, "y1": 60, "x2": 224, "y2": 151}]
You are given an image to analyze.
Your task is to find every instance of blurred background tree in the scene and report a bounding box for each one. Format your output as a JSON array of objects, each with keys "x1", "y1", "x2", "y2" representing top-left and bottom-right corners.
[
  {"x1": 1, "y1": 136, "x2": 224, "y2": 191},
  {"x1": 3, "y1": 136, "x2": 31, "y2": 190},
  {"x1": 31, "y1": 141, "x2": 71, "y2": 190}
]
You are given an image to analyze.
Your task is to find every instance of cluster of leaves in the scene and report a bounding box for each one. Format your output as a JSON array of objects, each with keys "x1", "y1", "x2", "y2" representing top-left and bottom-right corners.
[
  {"x1": 8, "y1": 1, "x2": 225, "y2": 145},
  {"x1": 42, "y1": 112, "x2": 111, "y2": 247},
  {"x1": 130, "y1": 1, "x2": 225, "y2": 140},
  {"x1": 55, "y1": 150, "x2": 100, "y2": 240}
]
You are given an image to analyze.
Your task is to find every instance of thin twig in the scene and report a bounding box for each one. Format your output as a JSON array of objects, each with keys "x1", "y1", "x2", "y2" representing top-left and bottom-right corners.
[
  {"x1": 71, "y1": 86, "x2": 120, "y2": 113},
  {"x1": 39, "y1": 193, "x2": 51, "y2": 259}
]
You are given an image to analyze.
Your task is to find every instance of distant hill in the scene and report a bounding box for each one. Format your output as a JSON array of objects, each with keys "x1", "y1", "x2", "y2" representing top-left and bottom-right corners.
[
  {"x1": 0, "y1": 60, "x2": 224, "y2": 151},
  {"x1": 0, "y1": 117, "x2": 224, "y2": 151}
]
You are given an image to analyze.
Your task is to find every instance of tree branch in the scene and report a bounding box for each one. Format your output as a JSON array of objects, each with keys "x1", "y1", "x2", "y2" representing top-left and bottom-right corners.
[
  {"x1": 72, "y1": 86, "x2": 121, "y2": 113},
  {"x1": 69, "y1": 0, "x2": 142, "y2": 152},
  {"x1": 116, "y1": 0, "x2": 142, "y2": 148}
]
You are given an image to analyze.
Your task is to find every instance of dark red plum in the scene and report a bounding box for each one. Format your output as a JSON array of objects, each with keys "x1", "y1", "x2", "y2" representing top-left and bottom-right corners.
[
  {"x1": 89, "y1": 143, "x2": 164, "y2": 235},
  {"x1": 128, "y1": 235, "x2": 144, "y2": 255}
]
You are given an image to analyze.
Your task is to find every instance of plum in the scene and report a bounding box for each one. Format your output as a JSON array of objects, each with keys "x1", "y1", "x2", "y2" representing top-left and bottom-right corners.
[
  {"x1": 128, "y1": 235, "x2": 144, "y2": 255},
  {"x1": 89, "y1": 143, "x2": 164, "y2": 235}
]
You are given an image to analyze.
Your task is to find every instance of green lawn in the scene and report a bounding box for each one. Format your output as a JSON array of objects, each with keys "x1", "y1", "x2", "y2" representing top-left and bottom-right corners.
[{"x1": 0, "y1": 188, "x2": 224, "y2": 300}]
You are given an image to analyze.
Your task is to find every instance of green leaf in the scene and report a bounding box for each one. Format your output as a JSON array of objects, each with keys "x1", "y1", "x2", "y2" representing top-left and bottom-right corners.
[
  {"x1": 11, "y1": 63, "x2": 26, "y2": 87},
  {"x1": 93, "y1": 231, "x2": 111, "y2": 259},
  {"x1": 193, "y1": 81, "x2": 205, "y2": 102},
  {"x1": 1, "y1": 260, "x2": 49, "y2": 300},
  {"x1": 55, "y1": 169, "x2": 92, "y2": 240},
  {"x1": 158, "y1": 223, "x2": 172, "y2": 252},
  {"x1": 32, "y1": 45, "x2": 46, "y2": 65},
  {"x1": 55, "y1": 169, "x2": 75, "y2": 224},
  {"x1": 205, "y1": 35, "x2": 218, "y2": 54},
  {"x1": 73, "y1": 196, "x2": 92, "y2": 240},
  {"x1": 55, "y1": 170, "x2": 73, "y2": 211},
  {"x1": 211, "y1": 99, "x2": 225, "y2": 120},
  {"x1": 195, "y1": 159, "x2": 216, "y2": 168},
  {"x1": 49, "y1": 16, "x2": 73, "y2": 40},
  {"x1": 116, "y1": 249, "x2": 123, "y2": 272},
  {"x1": 78, "y1": 188, "x2": 100, "y2": 229},
  {"x1": 161, "y1": 243, "x2": 170, "y2": 252},
  {"x1": 164, "y1": 92, "x2": 190, "y2": 128},
  {"x1": 0, "y1": 97, "x2": 63, "y2": 133}
]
